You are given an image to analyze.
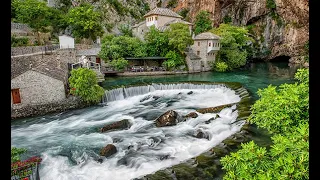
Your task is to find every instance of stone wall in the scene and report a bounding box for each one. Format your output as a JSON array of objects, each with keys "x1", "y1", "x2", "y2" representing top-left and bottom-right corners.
[
  {"x1": 11, "y1": 45, "x2": 60, "y2": 56},
  {"x1": 11, "y1": 96, "x2": 91, "y2": 120},
  {"x1": 11, "y1": 22, "x2": 32, "y2": 32},
  {"x1": 11, "y1": 70, "x2": 66, "y2": 107}
]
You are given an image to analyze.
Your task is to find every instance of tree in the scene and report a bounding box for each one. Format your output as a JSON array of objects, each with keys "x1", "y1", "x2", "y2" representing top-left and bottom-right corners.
[
  {"x1": 67, "y1": 3, "x2": 103, "y2": 41},
  {"x1": 144, "y1": 25, "x2": 170, "y2": 57},
  {"x1": 163, "y1": 51, "x2": 185, "y2": 70},
  {"x1": 210, "y1": 24, "x2": 253, "y2": 71},
  {"x1": 12, "y1": 0, "x2": 55, "y2": 44},
  {"x1": 118, "y1": 23, "x2": 133, "y2": 37},
  {"x1": 110, "y1": 57, "x2": 129, "y2": 71},
  {"x1": 165, "y1": 23, "x2": 193, "y2": 53},
  {"x1": 99, "y1": 35, "x2": 147, "y2": 61},
  {"x1": 221, "y1": 68, "x2": 309, "y2": 180},
  {"x1": 68, "y1": 68, "x2": 105, "y2": 103},
  {"x1": 194, "y1": 10, "x2": 212, "y2": 35}
]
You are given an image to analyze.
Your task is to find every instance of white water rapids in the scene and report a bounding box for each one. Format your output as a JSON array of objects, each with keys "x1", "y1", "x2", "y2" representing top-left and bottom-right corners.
[{"x1": 11, "y1": 83, "x2": 246, "y2": 180}]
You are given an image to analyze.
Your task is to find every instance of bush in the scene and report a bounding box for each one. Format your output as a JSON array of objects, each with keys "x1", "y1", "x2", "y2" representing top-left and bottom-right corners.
[
  {"x1": 221, "y1": 68, "x2": 309, "y2": 179},
  {"x1": 110, "y1": 57, "x2": 129, "y2": 71},
  {"x1": 194, "y1": 10, "x2": 212, "y2": 35},
  {"x1": 68, "y1": 68, "x2": 105, "y2": 103},
  {"x1": 11, "y1": 147, "x2": 27, "y2": 163},
  {"x1": 214, "y1": 61, "x2": 228, "y2": 72},
  {"x1": 163, "y1": 51, "x2": 184, "y2": 70},
  {"x1": 11, "y1": 36, "x2": 29, "y2": 47}
]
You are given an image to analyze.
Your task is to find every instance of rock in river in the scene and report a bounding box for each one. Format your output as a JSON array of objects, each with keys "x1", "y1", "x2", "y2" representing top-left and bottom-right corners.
[
  {"x1": 155, "y1": 110, "x2": 181, "y2": 127},
  {"x1": 196, "y1": 103, "x2": 236, "y2": 114},
  {"x1": 100, "y1": 119, "x2": 131, "y2": 133},
  {"x1": 100, "y1": 144, "x2": 117, "y2": 158},
  {"x1": 185, "y1": 112, "x2": 198, "y2": 119}
]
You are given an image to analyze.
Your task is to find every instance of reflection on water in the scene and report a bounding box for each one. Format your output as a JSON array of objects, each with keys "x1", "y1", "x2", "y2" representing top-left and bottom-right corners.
[{"x1": 102, "y1": 62, "x2": 300, "y2": 100}]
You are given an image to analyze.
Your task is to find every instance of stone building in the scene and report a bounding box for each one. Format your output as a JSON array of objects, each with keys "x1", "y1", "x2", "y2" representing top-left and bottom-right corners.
[
  {"x1": 188, "y1": 32, "x2": 221, "y2": 71},
  {"x1": 132, "y1": 7, "x2": 192, "y2": 40}
]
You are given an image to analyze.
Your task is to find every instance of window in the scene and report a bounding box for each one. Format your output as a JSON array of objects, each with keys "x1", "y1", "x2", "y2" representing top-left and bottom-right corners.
[
  {"x1": 197, "y1": 51, "x2": 200, "y2": 55},
  {"x1": 152, "y1": 17, "x2": 153, "y2": 21},
  {"x1": 12, "y1": 89, "x2": 21, "y2": 104},
  {"x1": 209, "y1": 43, "x2": 211, "y2": 47},
  {"x1": 198, "y1": 42, "x2": 200, "y2": 46},
  {"x1": 155, "y1": 17, "x2": 158, "y2": 20}
]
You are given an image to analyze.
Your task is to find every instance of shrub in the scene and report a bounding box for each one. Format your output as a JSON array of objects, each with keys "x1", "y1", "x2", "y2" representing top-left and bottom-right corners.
[
  {"x1": 11, "y1": 36, "x2": 29, "y2": 47},
  {"x1": 110, "y1": 57, "x2": 129, "y2": 71},
  {"x1": 11, "y1": 147, "x2": 27, "y2": 163},
  {"x1": 214, "y1": 61, "x2": 228, "y2": 72},
  {"x1": 163, "y1": 51, "x2": 184, "y2": 70},
  {"x1": 68, "y1": 68, "x2": 105, "y2": 103}
]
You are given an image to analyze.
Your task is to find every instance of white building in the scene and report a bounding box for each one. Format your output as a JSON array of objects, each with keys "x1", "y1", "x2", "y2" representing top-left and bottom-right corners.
[{"x1": 59, "y1": 35, "x2": 75, "y2": 49}]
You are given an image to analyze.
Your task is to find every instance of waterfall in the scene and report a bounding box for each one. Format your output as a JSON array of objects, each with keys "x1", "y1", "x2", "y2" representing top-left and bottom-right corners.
[{"x1": 103, "y1": 83, "x2": 227, "y2": 102}]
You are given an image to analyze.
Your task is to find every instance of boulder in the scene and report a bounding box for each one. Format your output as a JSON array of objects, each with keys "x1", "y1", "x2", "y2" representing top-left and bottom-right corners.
[
  {"x1": 187, "y1": 91, "x2": 193, "y2": 95},
  {"x1": 100, "y1": 119, "x2": 131, "y2": 133},
  {"x1": 155, "y1": 110, "x2": 180, "y2": 127},
  {"x1": 196, "y1": 130, "x2": 209, "y2": 140},
  {"x1": 100, "y1": 144, "x2": 117, "y2": 158},
  {"x1": 196, "y1": 103, "x2": 236, "y2": 114},
  {"x1": 185, "y1": 112, "x2": 198, "y2": 119},
  {"x1": 205, "y1": 114, "x2": 220, "y2": 124}
]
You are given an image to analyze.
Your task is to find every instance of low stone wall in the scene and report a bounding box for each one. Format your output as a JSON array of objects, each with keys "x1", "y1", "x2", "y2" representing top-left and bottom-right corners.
[
  {"x1": 11, "y1": 45, "x2": 60, "y2": 56},
  {"x1": 116, "y1": 71, "x2": 189, "y2": 76},
  {"x1": 11, "y1": 96, "x2": 91, "y2": 120},
  {"x1": 11, "y1": 22, "x2": 32, "y2": 32}
]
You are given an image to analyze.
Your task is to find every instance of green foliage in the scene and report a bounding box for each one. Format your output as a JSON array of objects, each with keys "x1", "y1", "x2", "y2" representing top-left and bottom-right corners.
[
  {"x1": 12, "y1": 0, "x2": 53, "y2": 33},
  {"x1": 266, "y1": 0, "x2": 276, "y2": 10},
  {"x1": 101, "y1": 33, "x2": 115, "y2": 44},
  {"x1": 211, "y1": 24, "x2": 253, "y2": 70},
  {"x1": 213, "y1": 61, "x2": 228, "y2": 72},
  {"x1": 145, "y1": 26, "x2": 170, "y2": 57},
  {"x1": 194, "y1": 11, "x2": 212, "y2": 35},
  {"x1": 106, "y1": 0, "x2": 127, "y2": 16},
  {"x1": 167, "y1": 0, "x2": 177, "y2": 8},
  {"x1": 11, "y1": 147, "x2": 27, "y2": 163},
  {"x1": 99, "y1": 36, "x2": 147, "y2": 60},
  {"x1": 11, "y1": 36, "x2": 29, "y2": 47},
  {"x1": 118, "y1": 23, "x2": 133, "y2": 37},
  {"x1": 68, "y1": 68, "x2": 105, "y2": 103},
  {"x1": 67, "y1": 3, "x2": 103, "y2": 40},
  {"x1": 163, "y1": 51, "x2": 184, "y2": 70},
  {"x1": 179, "y1": 8, "x2": 189, "y2": 19},
  {"x1": 223, "y1": 15, "x2": 232, "y2": 24},
  {"x1": 55, "y1": 0, "x2": 73, "y2": 13},
  {"x1": 110, "y1": 57, "x2": 129, "y2": 71},
  {"x1": 221, "y1": 69, "x2": 309, "y2": 180},
  {"x1": 165, "y1": 23, "x2": 193, "y2": 53}
]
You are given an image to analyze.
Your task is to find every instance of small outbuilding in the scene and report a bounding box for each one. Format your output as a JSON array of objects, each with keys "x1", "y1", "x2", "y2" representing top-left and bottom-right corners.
[{"x1": 59, "y1": 35, "x2": 75, "y2": 49}]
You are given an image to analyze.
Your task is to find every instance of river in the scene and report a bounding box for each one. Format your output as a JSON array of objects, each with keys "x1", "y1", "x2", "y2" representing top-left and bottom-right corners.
[{"x1": 11, "y1": 62, "x2": 301, "y2": 180}]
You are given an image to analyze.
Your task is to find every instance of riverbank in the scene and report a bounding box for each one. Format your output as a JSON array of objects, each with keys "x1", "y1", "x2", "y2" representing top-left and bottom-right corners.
[{"x1": 113, "y1": 70, "x2": 191, "y2": 76}]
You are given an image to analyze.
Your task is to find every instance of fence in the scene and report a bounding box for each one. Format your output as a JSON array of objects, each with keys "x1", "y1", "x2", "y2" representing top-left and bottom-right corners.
[{"x1": 11, "y1": 45, "x2": 60, "y2": 56}]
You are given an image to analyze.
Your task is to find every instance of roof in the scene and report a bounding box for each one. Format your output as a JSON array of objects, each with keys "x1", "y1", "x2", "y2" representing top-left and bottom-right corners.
[
  {"x1": 185, "y1": 52, "x2": 201, "y2": 60},
  {"x1": 164, "y1": 19, "x2": 192, "y2": 26},
  {"x1": 144, "y1": 8, "x2": 182, "y2": 18},
  {"x1": 76, "y1": 48, "x2": 101, "y2": 56},
  {"x1": 193, "y1": 32, "x2": 221, "y2": 40},
  {"x1": 33, "y1": 63, "x2": 67, "y2": 82},
  {"x1": 157, "y1": 26, "x2": 170, "y2": 32},
  {"x1": 132, "y1": 21, "x2": 146, "y2": 28}
]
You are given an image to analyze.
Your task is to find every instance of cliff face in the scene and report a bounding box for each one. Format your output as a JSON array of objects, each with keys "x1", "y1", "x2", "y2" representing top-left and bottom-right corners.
[{"x1": 172, "y1": 0, "x2": 309, "y2": 60}]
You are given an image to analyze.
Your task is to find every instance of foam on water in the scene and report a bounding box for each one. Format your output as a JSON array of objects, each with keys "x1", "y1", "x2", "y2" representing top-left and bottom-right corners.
[{"x1": 11, "y1": 84, "x2": 245, "y2": 180}]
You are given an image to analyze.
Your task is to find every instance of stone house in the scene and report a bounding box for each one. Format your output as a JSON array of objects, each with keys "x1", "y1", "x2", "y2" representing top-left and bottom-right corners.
[
  {"x1": 11, "y1": 61, "x2": 68, "y2": 109},
  {"x1": 132, "y1": 7, "x2": 192, "y2": 40},
  {"x1": 189, "y1": 32, "x2": 221, "y2": 71}
]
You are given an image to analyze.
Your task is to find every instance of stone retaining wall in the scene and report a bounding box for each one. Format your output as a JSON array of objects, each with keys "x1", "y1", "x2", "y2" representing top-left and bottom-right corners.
[
  {"x1": 11, "y1": 45, "x2": 60, "y2": 56},
  {"x1": 11, "y1": 96, "x2": 91, "y2": 120},
  {"x1": 11, "y1": 22, "x2": 32, "y2": 32},
  {"x1": 116, "y1": 71, "x2": 189, "y2": 76}
]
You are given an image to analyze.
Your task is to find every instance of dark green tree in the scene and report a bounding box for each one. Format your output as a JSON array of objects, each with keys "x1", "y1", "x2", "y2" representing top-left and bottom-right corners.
[
  {"x1": 144, "y1": 25, "x2": 170, "y2": 57},
  {"x1": 165, "y1": 23, "x2": 193, "y2": 53},
  {"x1": 194, "y1": 10, "x2": 212, "y2": 35}
]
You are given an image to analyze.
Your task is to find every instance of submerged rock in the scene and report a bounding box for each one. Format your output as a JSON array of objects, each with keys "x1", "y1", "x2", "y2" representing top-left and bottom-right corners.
[
  {"x1": 187, "y1": 91, "x2": 193, "y2": 95},
  {"x1": 100, "y1": 144, "x2": 117, "y2": 158},
  {"x1": 153, "y1": 96, "x2": 160, "y2": 100},
  {"x1": 155, "y1": 110, "x2": 180, "y2": 127},
  {"x1": 196, "y1": 130, "x2": 210, "y2": 140},
  {"x1": 184, "y1": 112, "x2": 198, "y2": 119},
  {"x1": 100, "y1": 119, "x2": 131, "y2": 133},
  {"x1": 97, "y1": 158, "x2": 103, "y2": 163},
  {"x1": 140, "y1": 95, "x2": 152, "y2": 102},
  {"x1": 196, "y1": 103, "x2": 236, "y2": 114},
  {"x1": 204, "y1": 114, "x2": 220, "y2": 124}
]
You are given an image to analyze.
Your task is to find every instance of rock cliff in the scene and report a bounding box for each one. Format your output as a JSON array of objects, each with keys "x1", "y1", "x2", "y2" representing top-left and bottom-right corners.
[{"x1": 172, "y1": 0, "x2": 309, "y2": 60}]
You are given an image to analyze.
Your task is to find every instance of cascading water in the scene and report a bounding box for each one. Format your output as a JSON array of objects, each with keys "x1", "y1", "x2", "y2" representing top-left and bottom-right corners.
[{"x1": 11, "y1": 83, "x2": 249, "y2": 180}]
